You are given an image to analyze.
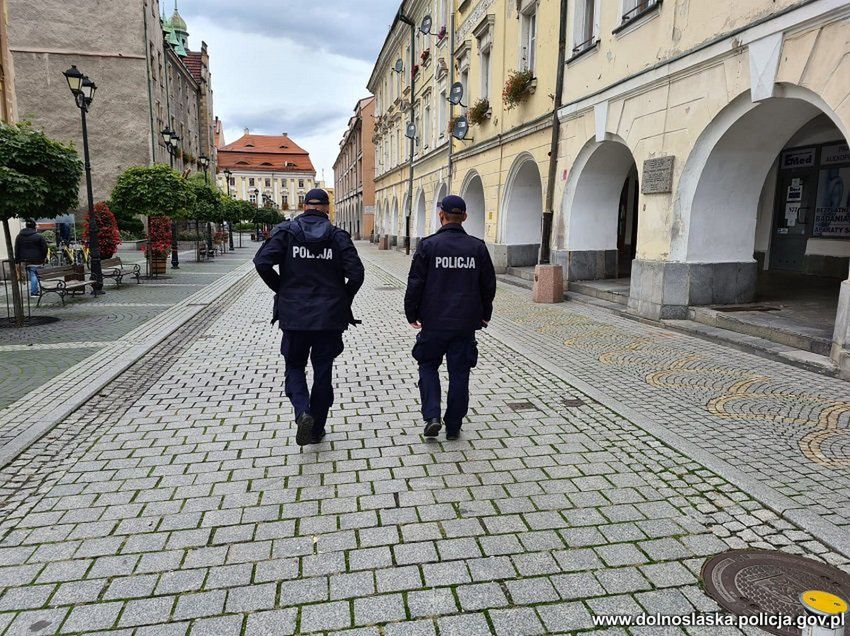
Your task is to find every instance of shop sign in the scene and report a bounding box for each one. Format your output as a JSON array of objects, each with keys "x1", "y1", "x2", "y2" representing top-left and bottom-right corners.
[
  {"x1": 821, "y1": 143, "x2": 850, "y2": 166},
  {"x1": 780, "y1": 147, "x2": 815, "y2": 170},
  {"x1": 813, "y1": 166, "x2": 850, "y2": 237},
  {"x1": 641, "y1": 156, "x2": 674, "y2": 194}
]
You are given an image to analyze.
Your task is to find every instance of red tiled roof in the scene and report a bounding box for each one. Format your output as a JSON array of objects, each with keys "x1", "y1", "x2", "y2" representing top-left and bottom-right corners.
[
  {"x1": 218, "y1": 134, "x2": 315, "y2": 173},
  {"x1": 184, "y1": 51, "x2": 203, "y2": 82}
]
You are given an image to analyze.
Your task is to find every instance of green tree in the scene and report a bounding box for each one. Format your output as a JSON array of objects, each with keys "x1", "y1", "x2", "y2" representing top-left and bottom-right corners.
[
  {"x1": 111, "y1": 164, "x2": 193, "y2": 220},
  {"x1": 0, "y1": 122, "x2": 82, "y2": 326}
]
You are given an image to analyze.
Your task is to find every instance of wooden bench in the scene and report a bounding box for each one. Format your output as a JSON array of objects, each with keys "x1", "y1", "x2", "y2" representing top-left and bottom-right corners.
[
  {"x1": 100, "y1": 257, "x2": 141, "y2": 287},
  {"x1": 35, "y1": 265, "x2": 93, "y2": 306},
  {"x1": 197, "y1": 244, "x2": 217, "y2": 261}
]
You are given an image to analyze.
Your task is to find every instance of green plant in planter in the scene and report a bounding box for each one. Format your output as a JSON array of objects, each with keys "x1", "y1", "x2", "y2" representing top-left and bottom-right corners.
[
  {"x1": 468, "y1": 99, "x2": 491, "y2": 125},
  {"x1": 502, "y1": 69, "x2": 535, "y2": 110}
]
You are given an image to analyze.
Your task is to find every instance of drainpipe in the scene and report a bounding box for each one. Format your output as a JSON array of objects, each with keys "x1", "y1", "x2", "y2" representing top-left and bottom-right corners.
[
  {"x1": 540, "y1": 0, "x2": 569, "y2": 265},
  {"x1": 142, "y1": 2, "x2": 157, "y2": 164},
  {"x1": 446, "y1": 10, "x2": 456, "y2": 194},
  {"x1": 398, "y1": 10, "x2": 415, "y2": 256}
]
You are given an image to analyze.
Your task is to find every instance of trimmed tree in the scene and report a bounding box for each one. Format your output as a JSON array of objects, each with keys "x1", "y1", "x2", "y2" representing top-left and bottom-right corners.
[
  {"x1": 0, "y1": 122, "x2": 82, "y2": 326},
  {"x1": 110, "y1": 165, "x2": 193, "y2": 272}
]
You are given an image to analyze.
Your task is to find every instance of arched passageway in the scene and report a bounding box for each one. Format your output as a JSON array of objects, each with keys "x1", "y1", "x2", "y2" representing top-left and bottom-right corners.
[
  {"x1": 460, "y1": 173, "x2": 486, "y2": 240},
  {"x1": 433, "y1": 183, "x2": 447, "y2": 234},
  {"x1": 502, "y1": 156, "x2": 543, "y2": 266},
  {"x1": 561, "y1": 139, "x2": 639, "y2": 285},
  {"x1": 415, "y1": 190, "x2": 426, "y2": 239}
]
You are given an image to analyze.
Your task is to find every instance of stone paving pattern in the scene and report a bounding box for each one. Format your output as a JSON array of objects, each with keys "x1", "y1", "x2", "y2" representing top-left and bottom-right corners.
[
  {"x1": 369, "y1": 247, "x2": 850, "y2": 534},
  {"x1": 0, "y1": 243, "x2": 846, "y2": 634},
  {"x1": 0, "y1": 247, "x2": 255, "y2": 417}
]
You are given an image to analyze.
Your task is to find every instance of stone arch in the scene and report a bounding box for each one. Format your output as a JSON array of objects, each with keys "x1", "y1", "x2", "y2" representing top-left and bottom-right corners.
[
  {"x1": 433, "y1": 182, "x2": 448, "y2": 233},
  {"x1": 391, "y1": 197, "x2": 399, "y2": 238},
  {"x1": 415, "y1": 188, "x2": 426, "y2": 238},
  {"x1": 459, "y1": 170, "x2": 486, "y2": 240},
  {"x1": 500, "y1": 153, "x2": 544, "y2": 266},
  {"x1": 559, "y1": 135, "x2": 640, "y2": 280},
  {"x1": 672, "y1": 85, "x2": 850, "y2": 265}
]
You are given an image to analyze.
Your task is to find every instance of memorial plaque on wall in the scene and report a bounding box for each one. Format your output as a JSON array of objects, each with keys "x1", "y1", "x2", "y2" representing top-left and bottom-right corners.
[{"x1": 642, "y1": 156, "x2": 675, "y2": 194}]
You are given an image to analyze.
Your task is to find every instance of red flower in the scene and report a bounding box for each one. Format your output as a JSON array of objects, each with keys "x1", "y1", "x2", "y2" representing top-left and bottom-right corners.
[
  {"x1": 142, "y1": 216, "x2": 172, "y2": 258},
  {"x1": 83, "y1": 201, "x2": 121, "y2": 259}
]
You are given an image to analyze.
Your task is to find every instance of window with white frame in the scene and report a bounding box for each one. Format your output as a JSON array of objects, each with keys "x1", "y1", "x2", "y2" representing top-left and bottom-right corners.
[
  {"x1": 423, "y1": 98, "x2": 432, "y2": 148},
  {"x1": 520, "y1": 3, "x2": 537, "y2": 73},
  {"x1": 620, "y1": 0, "x2": 659, "y2": 24},
  {"x1": 474, "y1": 17, "x2": 494, "y2": 102},
  {"x1": 438, "y1": 88, "x2": 447, "y2": 137},
  {"x1": 572, "y1": 0, "x2": 599, "y2": 55}
]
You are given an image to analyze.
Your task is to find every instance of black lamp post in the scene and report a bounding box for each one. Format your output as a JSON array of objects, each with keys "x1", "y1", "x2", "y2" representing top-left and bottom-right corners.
[
  {"x1": 253, "y1": 188, "x2": 261, "y2": 240},
  {"x1": 195, "y1": 155, "x2": 209, "y2": 261},
  {"x1": 64, "y1": 65, "x2": 104, "y2": 295},
  {"x1": 161, "y1": 128, "x2": 181, "y2": 269},
  {"x1": 223, "y1": 168, "x2": 236, "y2": 250}
]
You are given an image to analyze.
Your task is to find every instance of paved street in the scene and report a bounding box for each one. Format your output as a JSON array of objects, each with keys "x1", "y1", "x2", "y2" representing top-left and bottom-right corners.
[{"x1": 0, "y1": 242, "x2": 847, "y2": 635}]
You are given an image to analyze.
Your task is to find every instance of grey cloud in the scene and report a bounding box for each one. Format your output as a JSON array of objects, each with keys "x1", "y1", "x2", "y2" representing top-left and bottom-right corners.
[
  {"x1": 238, "y1": 105, "x2": 351, "y2": 140},
  {"x1": 178, "y1": 0, "x2": 400, "y2": 62}
]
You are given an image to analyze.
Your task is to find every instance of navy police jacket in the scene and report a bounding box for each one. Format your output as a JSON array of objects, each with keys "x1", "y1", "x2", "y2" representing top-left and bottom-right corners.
[
  {"x1": 405, "y1": 224, "x2": 497, "y2": 332},
  {"x1": 254, "y1": 210, "x2": 365, "y2": 331}
]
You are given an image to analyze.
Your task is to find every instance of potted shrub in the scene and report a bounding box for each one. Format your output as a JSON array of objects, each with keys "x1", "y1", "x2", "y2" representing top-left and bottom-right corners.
[
  {"x1": 83, "y1": 201, "x2": 121, "y2": 259},
  {"x1": 143, "y1": 216, "x2": 172, "y2": 275},
  {"x1": 468, "y1": 99, "x2": 492, "y2": 125},
  {"x1": 502, "y1": 69, "x2": 536, "y2": 110}
]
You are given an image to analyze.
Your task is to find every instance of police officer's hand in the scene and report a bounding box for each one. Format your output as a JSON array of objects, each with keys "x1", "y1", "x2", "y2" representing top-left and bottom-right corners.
[{"x1": 409, "y1": 321, "x2": 422, "y2": 329}]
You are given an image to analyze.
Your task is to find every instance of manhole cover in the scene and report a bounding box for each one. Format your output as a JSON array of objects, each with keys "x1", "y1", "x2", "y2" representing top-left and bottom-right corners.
[
  {"x1": 701, "y1": 549, "x2": 850, "y2": 636},
  {"x1": 507, "y1": 401, "x2": 538, "y2": 412},
  {"x1": 562, "y1": 398, "x2": 586, "y2": 408},
  {"x1": 0, "y1": 316, "x2": 60, "y2": 329},
  {"x1": 714, "y1": 304, "x2": 780, "y2": 313}
]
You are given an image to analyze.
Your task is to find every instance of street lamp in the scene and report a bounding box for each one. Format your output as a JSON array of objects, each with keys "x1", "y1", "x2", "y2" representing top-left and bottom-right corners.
[
  {"x1": 161, "y1": 128, "x2": 182, "y2": 269},
  {"x1": 63, "y1": 65, "x2": 104, "y2": 295},
  {"x1": 253, "y1": 188, "x2": 261, "y2": 241},
  {"x1": 222, "y1": 168, "x2": 237, "y2": 249}
]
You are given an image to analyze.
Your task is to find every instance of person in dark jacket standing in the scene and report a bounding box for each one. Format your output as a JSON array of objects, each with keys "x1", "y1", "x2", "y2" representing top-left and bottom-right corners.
[
  {"x1": 14, "y1": 220, "x2": 48, "y2": 296},
  {"x1": 254, "y1": 189, "x2": 365, "y2": 446},
  {"x1": 405, "y1": 195, "x2": 497, "y2": 440}
]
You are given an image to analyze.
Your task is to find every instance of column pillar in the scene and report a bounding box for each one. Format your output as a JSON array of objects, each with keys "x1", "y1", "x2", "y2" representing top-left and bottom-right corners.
[{"x1": 831, "y1": 268, "x2": 850, "y2": 379}]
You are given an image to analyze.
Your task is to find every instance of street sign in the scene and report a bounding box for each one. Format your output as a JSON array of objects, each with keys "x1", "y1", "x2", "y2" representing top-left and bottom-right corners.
[
  {"x1": 449, "y1": 82, "x2": 464, "y2": 105},
  {"x1": 452, "y1": 116, "x2": 469, "y2": 140}
]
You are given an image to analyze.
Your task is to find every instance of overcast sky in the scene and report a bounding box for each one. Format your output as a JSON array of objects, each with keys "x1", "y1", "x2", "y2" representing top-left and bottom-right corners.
[{"x1": 178, "y1": 0, "x2": 399, "y2": 184}]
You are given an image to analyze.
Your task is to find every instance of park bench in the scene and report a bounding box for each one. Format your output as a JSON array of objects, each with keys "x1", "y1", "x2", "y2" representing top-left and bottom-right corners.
[
  {"x1": 35, "y1": 265, "x2": 93, "y2": 306},
  {"x1": 100, "y1": 257, "x2": 141, "y2": 287},
  {"x1": 197, "y1": 244, "x2": 217, "y2": 261}
]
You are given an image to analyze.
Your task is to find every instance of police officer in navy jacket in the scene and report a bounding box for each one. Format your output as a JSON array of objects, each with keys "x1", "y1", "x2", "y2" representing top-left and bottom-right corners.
[
  {"x1": 254, "y1": 189, "x2": 365, "y2": 446},
  {"x1": 404, "y1": 195, "x2": 497, "y2": 440}
]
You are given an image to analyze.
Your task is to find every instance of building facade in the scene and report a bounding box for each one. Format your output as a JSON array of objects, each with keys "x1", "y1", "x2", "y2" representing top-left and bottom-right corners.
[
  {"x1": 5, "y1": 0, "x2": 216, "y2": 209},
  {"x1": 334, "y1": 96, "x2": 377, "y2": 240},
  {"x1": 369, "y1": 0, "x2": 453, "y2": 250},
  {"x1": 549, "y1": 0, "x2": 850, "y2": 375},
  {"x1": 216, "y1": 131, "x2": 316, "y2": 215}
]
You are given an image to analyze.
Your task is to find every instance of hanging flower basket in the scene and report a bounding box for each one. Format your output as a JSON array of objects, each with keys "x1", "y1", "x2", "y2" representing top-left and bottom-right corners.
[
  {"x1": 437, "y1": 26, "x2": 447, "y2": 42},
  {"x1": 420, "y1": 49, "x2": 430, "y2": 64},
  {"x1": 468, "y1": 99, "x2": 492, "y2": 125},
  {"x1": 411, "y1": 64, "x2": 420, "y2": 78},
  {"x1": 502, "y1": 69, "x2": 535, "y2": 110}
]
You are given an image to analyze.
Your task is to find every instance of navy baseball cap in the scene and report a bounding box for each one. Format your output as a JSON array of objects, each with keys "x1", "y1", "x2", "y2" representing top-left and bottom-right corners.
[
  {"x1": 304, "y1": 188, "x2": 330, "y2": 205},
  {"x1": 439, "y1": 195, "x2": 466, "y2": 214}
]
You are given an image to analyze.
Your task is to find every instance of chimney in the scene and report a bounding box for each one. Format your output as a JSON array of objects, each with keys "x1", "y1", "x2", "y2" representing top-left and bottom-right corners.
[
  {"x1": 281, "y1": 132, "x2": 288, "y2": 136},
  {"x1": 244, "y1": 127, "x2": 250, "y2": 135}
]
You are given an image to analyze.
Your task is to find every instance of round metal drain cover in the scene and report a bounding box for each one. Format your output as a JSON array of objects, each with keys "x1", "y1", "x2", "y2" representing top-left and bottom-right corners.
[{"x1": 701, "y1": 549, "x2": 850, "y2": 636}]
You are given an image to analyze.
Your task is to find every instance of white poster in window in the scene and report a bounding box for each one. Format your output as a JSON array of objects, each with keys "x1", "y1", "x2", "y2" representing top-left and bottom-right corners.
[
  {"x1": 814, "y1": 167, "x2": 850, "y2": 237},
  {"x1": 787, "y1": 178, "x2": 802, "y2": 203},
  {"x1": 784, "y1": 204, "x2": 798, "y2": 227},
  {"x1": 821, "y1": 143, "x2": 850, "y2": 166}
]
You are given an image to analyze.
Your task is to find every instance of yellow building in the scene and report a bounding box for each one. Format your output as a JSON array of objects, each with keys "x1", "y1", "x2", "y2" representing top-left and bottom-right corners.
[
  {"x1": 550, "y1": 0, "x2": 850, "y2": 376},
  {"x1": 450, "y1": 0, "x2": 563, "y2": 271},
  {"x1": 369, "y1": 0, "x2": 453, "y2": 251}
]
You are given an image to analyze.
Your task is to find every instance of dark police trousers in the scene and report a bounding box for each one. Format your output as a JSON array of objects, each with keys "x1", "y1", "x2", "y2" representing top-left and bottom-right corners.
[
  {"x1": 281, "y1": 330, "x2": 344, "y2": 431},
  {"x1": 412, "y1": 330, "x2": 478, "y2": 431}
]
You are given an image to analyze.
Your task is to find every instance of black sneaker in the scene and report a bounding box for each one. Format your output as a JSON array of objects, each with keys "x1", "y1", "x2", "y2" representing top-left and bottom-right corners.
[
  {"x1": 423, "y1": 418, "x2": 442, "y2": 438},
  {"x1": 309, "y1": 428, "x2": 326, "y2": 444},
  {"x1": 295, "y1": 412, "x2": 315, "y2": 446},
  {"x1": 445, "y1": 427, "x2": 461, "y2": 441}
]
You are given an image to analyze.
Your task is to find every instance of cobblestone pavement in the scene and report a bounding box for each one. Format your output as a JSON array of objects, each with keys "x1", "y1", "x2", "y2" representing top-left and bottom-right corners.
[
  {"x1": 0, "y1": 247, "x2": 255, "y2": 413},
  {"x1": 0, "y1": 244, "x2": 846, "y2": 635},
  {"x1": 364, "y1": 247, "x2": 850, "y2": 545}
]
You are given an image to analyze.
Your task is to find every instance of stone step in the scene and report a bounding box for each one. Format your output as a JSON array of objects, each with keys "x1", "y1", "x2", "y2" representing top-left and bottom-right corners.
[
  {"x1": 497, "y1": 273, "x2": 533, "y2": 291},
  {"x1": 506, "y1": 266, "x2": 536, "y2": 281},
  {"x1": 688, "y1": 306, "x2": 832, "y2": 357},
  {"x1": 663, "y1": 318, "x2": 838, "y2": 377},
  {"x1": 568, "y1": 281, "x2": 630, "y2": 306}
]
